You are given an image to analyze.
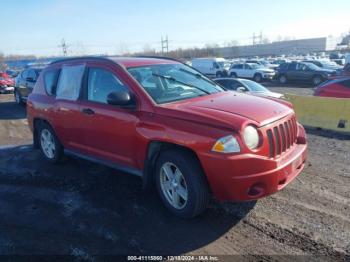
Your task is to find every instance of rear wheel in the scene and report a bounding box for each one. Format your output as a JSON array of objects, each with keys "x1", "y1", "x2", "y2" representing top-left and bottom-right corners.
[
  {"x1": 38, "y1": 122, "x2": 64, "y2": 163},
  {"x1": 279, "y1": 74, "x2": 287, "y2": 84},
  {"x1": 155, "y1": 149, "x2": 210, "y2": 218}
]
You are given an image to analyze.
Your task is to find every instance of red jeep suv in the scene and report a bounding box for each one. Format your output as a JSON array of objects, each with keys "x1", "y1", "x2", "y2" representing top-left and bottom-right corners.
[{"x1": 27, "y1": 57, "x2": 307, "y2": 218}]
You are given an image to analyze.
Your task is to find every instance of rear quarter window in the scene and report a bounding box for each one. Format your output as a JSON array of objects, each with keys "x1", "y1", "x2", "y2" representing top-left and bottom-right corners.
[
  {"x1": 56, "y1": 64, "x2": 85, "y2": 100},
  {"x1": 44, "y1": 69, "x2": 60, "y2": 95}
]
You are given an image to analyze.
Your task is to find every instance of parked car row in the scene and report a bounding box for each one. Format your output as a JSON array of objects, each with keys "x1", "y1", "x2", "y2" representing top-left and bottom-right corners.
[{"x1": 0, "y1": 72, "x2": 15, "y2": 94}]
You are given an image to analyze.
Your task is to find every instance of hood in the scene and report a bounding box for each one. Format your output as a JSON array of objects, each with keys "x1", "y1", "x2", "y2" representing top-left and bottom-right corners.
[
  {"x1": 316, "y1": 68, "x2": 335, "y2": 74},
  {"x1": 250, "y1": 91, "x2": 284, "y2": 99},
  {"x1": 158, "y1": 92, "x2": 293, "y2": 129},
  {"x1": 257, "y1": 68, "x2": 275, "y2": 73}
]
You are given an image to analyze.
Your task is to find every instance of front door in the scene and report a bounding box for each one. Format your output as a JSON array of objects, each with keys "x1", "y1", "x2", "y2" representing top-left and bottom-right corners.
[{"x1": 78, "y1": 65, "x2": 139, "y2": 168}]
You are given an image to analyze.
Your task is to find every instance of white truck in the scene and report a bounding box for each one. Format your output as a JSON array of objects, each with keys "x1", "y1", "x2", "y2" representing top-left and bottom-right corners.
[
  {"x1": 228, "y1": 63, "x2": 275, "y2": 82},
  {"x1": 191, "y1": 58, "x2": 228, "y2": 78}
]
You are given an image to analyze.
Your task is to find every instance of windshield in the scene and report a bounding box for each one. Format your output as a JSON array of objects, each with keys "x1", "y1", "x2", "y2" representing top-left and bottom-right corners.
[
  {"x1": 127, "y1": 63, "x2": 224, "y2": 104},
  {"x1": 304, "y1": 62, "x2": 320, "y2": 70},
  {"x1": 250, "y1": 64, "x2": 263, "y2": 69},
  {"x1": 240, "y1": 79, "x2": 270, "y2": 92}
]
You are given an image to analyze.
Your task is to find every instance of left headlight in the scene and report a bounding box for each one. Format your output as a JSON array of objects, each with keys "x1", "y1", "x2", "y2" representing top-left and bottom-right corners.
[
  {"x1": 243, "y1": 125, "x2": 260, "y2": 150},
  {"x1": 212, "y1": 135, "x2": 240, "y2": 153}
]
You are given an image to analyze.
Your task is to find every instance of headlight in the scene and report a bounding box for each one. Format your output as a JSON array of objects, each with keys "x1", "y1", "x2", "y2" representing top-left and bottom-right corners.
[
  {"x1": 212, "y1": 135, "x2": 240, "y2": 153},
  {"x1": 243, "y1": 125, "x2": 260, "y2": 150}
]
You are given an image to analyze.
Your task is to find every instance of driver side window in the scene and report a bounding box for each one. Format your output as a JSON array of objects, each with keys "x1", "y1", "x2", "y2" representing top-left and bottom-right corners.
[{"x1": 87, "y1": 68, "x2": 128, "y2": 104}]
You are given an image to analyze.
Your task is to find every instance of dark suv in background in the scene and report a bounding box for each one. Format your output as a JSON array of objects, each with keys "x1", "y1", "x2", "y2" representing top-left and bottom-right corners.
[
  {"x1": 14, "y1": 68, "x2": 43, "y2": 104},
  {"x1": 276, "y1": 62, "x2": 336, "y2": 85}
]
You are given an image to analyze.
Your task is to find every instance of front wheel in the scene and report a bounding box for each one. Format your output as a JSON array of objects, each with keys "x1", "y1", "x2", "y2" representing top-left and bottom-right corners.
[
  {"x1": 253, "y1": 73, "x2": 262, "y2": 82},
  {"x1": 230, "y1": 72, "x2": 237, "y2": 78},
  {"x1": 38, "y1": 123, "x2": 64, "y2": 163},
  {"x1": 279, "y1": 74, "x2": 287, "y2": 84},
  {"x1": 312, "y1": 75, "x2": 323, "y2": 86},
  {"x1": 14, "y1": 90, "x2": 24, "y2": 105},
  {"x1": 155, "y1": 149, "x2": 210, "y2": 218},
  {"x1": 216, "y1": 72, "x2": 223, "y2": 78}
]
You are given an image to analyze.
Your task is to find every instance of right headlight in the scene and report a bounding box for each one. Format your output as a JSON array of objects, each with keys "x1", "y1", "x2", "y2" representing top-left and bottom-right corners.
[{"x1": 243, "y1": 125, "x2": 260, "y2": 150}]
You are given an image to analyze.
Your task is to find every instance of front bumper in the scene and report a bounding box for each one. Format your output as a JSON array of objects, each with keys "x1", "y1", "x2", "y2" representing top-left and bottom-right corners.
[
  {"x1": 263, "y1": 73, "x2": 275, "y2": 80},
  {"x1": 199, "y1": 142, "x2": 307, "y2": 201}
]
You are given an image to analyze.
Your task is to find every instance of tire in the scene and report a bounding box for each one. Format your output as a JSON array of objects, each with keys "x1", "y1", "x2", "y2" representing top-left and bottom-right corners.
[
  {"x1": 216, "y1": 72, "x2": 223, "y2": 78},
  {"x1": 37, "y1": 122, "x2": 64, "y2": 163},
  {"x1": 312, "y1": 75, "x2": 323, "y2": 86},
  {"x1": 279, "y1": 74, "x2": 287, "y2": 84},
  {"x1": 14, "y1": 89, "x2": 24, "y2": 105},
  {"x1": 155, "y1": 149, "x2": 210, "y2": 218},
  {"x1": 253, "y1": 73, "x2": 262, "y2": 83},
  {"x1": 230, "y1": 72, "x2": 237, "y2": 78}
]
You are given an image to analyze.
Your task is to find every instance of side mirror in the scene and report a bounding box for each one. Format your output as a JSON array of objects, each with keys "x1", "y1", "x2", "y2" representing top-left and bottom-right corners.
[
  {"x1": 26, "y1": 77, "x2": 35, "y2": 82},
  {"x1": 236, "y1": 86, "x2": 247, "y2": 92},
  {"x1": 107, "y1": 90, "x2": 136, "y2": 109}
]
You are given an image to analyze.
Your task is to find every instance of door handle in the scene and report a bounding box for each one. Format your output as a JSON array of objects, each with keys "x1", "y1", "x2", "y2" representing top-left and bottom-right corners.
[{"x1": 81, "y1": 108, "x2": 95, "y2": 115}]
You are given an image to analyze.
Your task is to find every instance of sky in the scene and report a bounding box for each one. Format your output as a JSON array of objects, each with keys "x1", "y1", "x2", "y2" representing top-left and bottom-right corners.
[{"x1": 1, "y1": 0, "x2": 350, "y2": 57}]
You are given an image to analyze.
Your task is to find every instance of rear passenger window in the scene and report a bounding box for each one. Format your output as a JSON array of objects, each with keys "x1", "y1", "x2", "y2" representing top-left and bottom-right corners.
[
  {"x1": 87, "y1": 68, "x2": 128, "y2": 104},
  {"x1": 56, "y1": 65, "x2": 85, "y2": 100},
  {"x1": 44, "y1": 69, "x2": 59, "y2": 95}
]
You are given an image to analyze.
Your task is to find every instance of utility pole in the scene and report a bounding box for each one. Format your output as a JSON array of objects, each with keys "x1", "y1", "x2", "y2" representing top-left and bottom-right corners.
[
  {"x1": 259, "y1": 31, "x2": 263, "y2": 44},
  {"x1": 59, "y1": 38, "x2": 69, "y2": 56},
  {"x1": 161, "y1": 35, "x2": 169, "y2": 54},
  {"x1": 252, "y1": 33, "x2": 256, "y2": 45}
]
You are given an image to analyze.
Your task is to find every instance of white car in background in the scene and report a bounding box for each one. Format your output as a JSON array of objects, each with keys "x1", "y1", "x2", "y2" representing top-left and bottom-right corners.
[
  {"x1": 228, "y1": 63, "x2": 275, "y2": 82},
  {"x1": 213, "y1": 77, "x2": 283, "y2": 99},
  {"x1": 191, "y1": 58, "x2": 228, "y2": 78}
]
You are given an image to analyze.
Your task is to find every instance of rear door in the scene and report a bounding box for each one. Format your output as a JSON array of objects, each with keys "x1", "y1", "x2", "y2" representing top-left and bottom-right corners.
[
  {"x1": 24, "y1": 69, "x2": 37, "y2": 98},
  {"x1": 53, "y1": 64, "x2": 86, "y2": 151},
  {"x1": 78, "y1": 63, "x2": 140, "y2": 168},
  {"x1": 18, "y1": 70, "x2": 29, "y2": 97},
  {"x1": 287, "y1": 63, "x2": 299, "y2": 80}
]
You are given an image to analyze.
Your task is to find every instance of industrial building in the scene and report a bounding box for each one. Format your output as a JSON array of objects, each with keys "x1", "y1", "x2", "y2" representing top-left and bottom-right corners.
[{"x1": 217, "y1": 37, "x2": 339, "y2": 58}]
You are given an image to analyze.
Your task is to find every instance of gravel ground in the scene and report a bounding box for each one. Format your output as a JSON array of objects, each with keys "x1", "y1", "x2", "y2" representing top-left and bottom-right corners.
[{"x1": 0, "y1": 92, "x2": 349, "y2": 260}]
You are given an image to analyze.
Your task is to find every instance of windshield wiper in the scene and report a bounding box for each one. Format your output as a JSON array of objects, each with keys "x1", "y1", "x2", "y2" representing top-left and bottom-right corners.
[
  {"x1": 179, "y1": 68, "x2": 225, "y2": 91},
  {"x1": 152, "y1": 73, "x2": 211, "y2": 94}
]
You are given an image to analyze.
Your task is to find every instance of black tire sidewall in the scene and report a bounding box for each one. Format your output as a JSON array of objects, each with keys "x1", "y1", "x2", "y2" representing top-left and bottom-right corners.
[
  {"x1": 313, "y1": 75, "x2": 322, "y2": 86},
  {"x1": 254, "y1": 73, "x2": 262, "y2": 82},
  {"x1": 155, "y1": 150, "x2": 208, "y2": 218},
  {"x1": 230, "y1": 72, "x2": 237, "y2": 78},
  {"x1": 279, "y1": 75, "x2": 287, "y2": 84}
]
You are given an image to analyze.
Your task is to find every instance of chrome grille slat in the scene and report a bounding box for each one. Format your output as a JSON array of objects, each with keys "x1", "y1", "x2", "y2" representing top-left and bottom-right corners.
[{"x1": 266, "y1": 116, "x2": 297, "y2": 158}]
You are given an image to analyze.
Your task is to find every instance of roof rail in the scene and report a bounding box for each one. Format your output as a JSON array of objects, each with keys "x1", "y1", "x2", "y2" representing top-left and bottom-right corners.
[
  {"x1": 49, "y1": 56, "x2": 111, "y2": 65},
  {"x1": 132, "y1": 55, "x2": 185, "y2": 64}
]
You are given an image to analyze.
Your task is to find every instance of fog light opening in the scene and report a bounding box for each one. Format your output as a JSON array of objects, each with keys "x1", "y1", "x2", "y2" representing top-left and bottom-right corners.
[{"x1": 248, "y1": 183, "x2": 266, "y2": 197}]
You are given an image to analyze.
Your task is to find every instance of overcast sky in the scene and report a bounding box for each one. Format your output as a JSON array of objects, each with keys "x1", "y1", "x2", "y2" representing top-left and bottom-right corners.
[{"x1": 1, "y1": 0, "x2": 350, "y2": 56}]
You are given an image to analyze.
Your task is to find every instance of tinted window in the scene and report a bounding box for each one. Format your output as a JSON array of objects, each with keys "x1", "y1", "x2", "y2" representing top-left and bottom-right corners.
[
  {"x1": 87, "y1": 68, "x2": 127, "y2": 104},
  {"x1": 341, "y1": 79, "x2": 350, "y2": 88},
  {"x1": 28, "y1": 70, "x2": 37, "y2": 80},
  {"x1": 289, "y1": 63, "x2": 297, "y2": 70},
  {"x1": 44, "y1": 69, "x2": 59, "y2": 95},
  {"x1": 21, "y1": 70, "x2": 29, "y2": 79},
  {"x1": 233, "y1": 64, "x2": 243, "y2": 69},
  {"x1": 220, "y1": 79, "x2": 242, "y2": 90},
  {"x1": 56, "y1": 64, "x2": 85, "y2": 100}
]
